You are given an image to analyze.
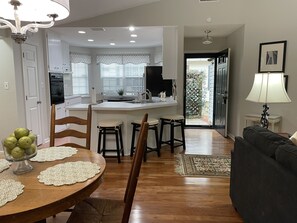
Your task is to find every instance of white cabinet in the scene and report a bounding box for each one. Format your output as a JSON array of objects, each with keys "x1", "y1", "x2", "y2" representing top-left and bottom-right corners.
[
  {"x1": 162, "y1": 26, "x2": 178, "y2": 79},
  {"x1": 55, "y1": 103, "x2": 66, "y2": 132},
  {"x1": 65, "y1": 96, "x2": 81, "y2": 116},
  {"x1": 47, "y1": 30, "x2": 63, "y2": 72},
  {"x1": 62, "y1": 41, "x2": 70, "y2": 73}
]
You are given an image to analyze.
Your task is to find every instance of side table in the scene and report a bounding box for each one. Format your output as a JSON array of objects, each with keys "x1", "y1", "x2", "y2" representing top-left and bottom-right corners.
[{"x1": 244, "y1": 114, "x2": 281, "y2": 132}]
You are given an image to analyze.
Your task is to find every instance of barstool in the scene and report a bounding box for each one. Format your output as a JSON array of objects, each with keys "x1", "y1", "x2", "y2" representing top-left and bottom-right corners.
[
  {"x1": 97, "y1": 120, "x2": 124, "y2": 163},
  {"x1": 159, "y1": 115, "x2": 186, "y2": 153},
  {"x1": 130, "y1": 118, "x2": 160, "y2": 162}
]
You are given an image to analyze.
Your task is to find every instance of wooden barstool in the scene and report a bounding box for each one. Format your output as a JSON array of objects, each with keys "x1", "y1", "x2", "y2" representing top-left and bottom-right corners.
[
  {"x1": 130, "y1": 118, "x2": 160, "y2": 161},
  {"x1": 97, "y1": 120, "x2": 124, "y2": 163},
  {"x1": 159, "y1": 115, "x2": 186, "y2": 153}
]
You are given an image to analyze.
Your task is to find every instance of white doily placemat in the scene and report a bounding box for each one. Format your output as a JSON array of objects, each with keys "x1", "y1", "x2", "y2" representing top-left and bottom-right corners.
[
  {"x1": 0, "y1": 179, "x2": 24, "y2": 207},
  {"x1": 30, "y1": 147, "x2": 77, "y2": 162},
  {"x1": 0, "y1": 159, "x2": 11, "y2": 172},
  {"x1": 37, "y1": 161, "x2": 101, "y2": 186}
]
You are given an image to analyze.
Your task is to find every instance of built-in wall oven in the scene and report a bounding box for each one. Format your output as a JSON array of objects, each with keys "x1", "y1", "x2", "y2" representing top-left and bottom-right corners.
[{"x1": 49, "y1": 73, "x2": 65, "y2": 105}]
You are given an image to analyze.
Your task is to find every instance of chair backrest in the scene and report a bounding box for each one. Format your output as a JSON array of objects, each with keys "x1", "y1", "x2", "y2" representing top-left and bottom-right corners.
[
  {"x1": 50, "y1": 104, "x2": 92, "y2": 150},
  {"x1": 122, "y1": 114, "x2": 149, "y2": 223}
]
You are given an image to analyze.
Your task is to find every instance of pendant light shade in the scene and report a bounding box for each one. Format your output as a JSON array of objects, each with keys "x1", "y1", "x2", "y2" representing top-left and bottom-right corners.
[
  {"x1": 202, "y1": 30, "x2": 213, "y2": 45},
  {"x1": 0, "y1": 0, "x2": 70, "y2": 43}
]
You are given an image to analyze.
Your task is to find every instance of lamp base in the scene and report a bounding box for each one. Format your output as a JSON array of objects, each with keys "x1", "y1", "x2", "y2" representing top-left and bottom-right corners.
[{"x1": 260, "y1": 104, "x2": 269, "y2": 128}]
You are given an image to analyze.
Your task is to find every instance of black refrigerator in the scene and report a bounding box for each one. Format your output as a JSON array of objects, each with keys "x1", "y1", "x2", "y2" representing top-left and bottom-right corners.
[{"x1": 145, "y1": 66, "x2": 172, "y2": 96}]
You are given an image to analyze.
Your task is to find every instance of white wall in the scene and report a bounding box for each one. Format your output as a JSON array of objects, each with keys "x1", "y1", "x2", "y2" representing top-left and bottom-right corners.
[{"x1": 0, "y1": 37, "x2": 19, "y2": 141}]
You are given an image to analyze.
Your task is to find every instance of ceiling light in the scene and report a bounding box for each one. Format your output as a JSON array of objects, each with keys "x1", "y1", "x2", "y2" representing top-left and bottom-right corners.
[
  {"x1": 130, "y1": 40, "x2": 135, "y2": 43},
  {"x1": 129, "y1": 26, "x2": 135, "y2": 31},
  {"x1": 131, "y1": 34, "x2": 137, "y2": 38},
  {"x1": 78, "y1": 31, "x2": 86, "y2": 34},
  {"x1": 0, "y1": 0, "x2": 70, "y2": 44},
  {"x1": 202, "y1": 30, "x2": 213, "y2": 45},
  {"x1": 110, "y1": 42, "x2": 115, "y2": 46},
  {"x1": 88, "y1": 39, "x2": 94, "y2": 42}
]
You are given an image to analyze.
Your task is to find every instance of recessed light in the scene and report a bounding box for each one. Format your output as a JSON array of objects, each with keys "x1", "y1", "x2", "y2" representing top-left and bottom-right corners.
[
  {"x1": 78, "y1": 31, "x2": 86, "y2": 34},
  {"x1": 131, "y1": 34, "x2": 137, "y2": 38},
  {"x1": 88, "y1": 39, "x2": 94, "y2": 42},
  {"x1": 110, "y1": 42, "x2": 115, "y2": 46},
  {"x1": 130, "y1": 40, "x2": 136, "y2": 43},
  {"x1": 129, "y1": 26, "x2": 135, "y2": 31}
]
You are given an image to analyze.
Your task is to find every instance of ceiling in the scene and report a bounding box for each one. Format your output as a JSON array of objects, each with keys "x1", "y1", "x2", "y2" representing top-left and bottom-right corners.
[{"x1": 50, "y1": 0, "x2": 242, "y2": 48}]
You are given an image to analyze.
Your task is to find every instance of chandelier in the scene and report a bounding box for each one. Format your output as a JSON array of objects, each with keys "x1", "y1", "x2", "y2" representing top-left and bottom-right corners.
[
  {"x1": 0, "y1": 0, "x2": 70, "y2": 44},
  {"x1": 202, "y1": 30, "x2": 213, "y2": 45}
]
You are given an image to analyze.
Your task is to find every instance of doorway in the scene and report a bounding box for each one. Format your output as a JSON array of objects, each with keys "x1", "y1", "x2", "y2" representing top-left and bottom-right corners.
[
  {"x1": 184, "y1": 54, "x2": 215, "y2": 127},
  {"x1": 184, "y1": 49, "x2": 230, "y2": 137},
  {"x1": 21, "y1": 44, "x2": 43, "y2": 145}
]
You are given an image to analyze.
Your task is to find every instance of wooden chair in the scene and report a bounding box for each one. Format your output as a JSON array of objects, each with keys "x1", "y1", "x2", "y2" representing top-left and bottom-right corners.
[
  {"x1": 66, "y1": 113, "x2": 149, "y2": 223},
  {"x1": 50, "y1": 104, "x2": 92, "y2": 150}
]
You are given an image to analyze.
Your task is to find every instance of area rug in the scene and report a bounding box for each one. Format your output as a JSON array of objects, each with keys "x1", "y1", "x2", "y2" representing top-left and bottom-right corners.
[{"x1": 175, "y1": 154, "x2": 231, "y2": 177}]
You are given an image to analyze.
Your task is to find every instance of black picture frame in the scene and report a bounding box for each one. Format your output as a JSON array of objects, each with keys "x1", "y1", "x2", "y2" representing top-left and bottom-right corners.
[{"x1": 258, "y1": 40, "x2": 287, "y2": 73}]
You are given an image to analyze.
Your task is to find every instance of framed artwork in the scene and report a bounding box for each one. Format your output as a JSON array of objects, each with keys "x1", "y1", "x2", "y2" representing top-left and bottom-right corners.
[{"x1": 258, "y1": 40, "x2": 287, "y2": 73}]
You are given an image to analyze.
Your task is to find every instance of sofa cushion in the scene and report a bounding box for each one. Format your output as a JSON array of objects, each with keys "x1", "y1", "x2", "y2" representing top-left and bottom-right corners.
[
  {"x1": 243, "y1": 125, "x2": 293, "y2": 158},
  {"x1": 276, "y1": 144, "x2": 297, "y2": 175}
]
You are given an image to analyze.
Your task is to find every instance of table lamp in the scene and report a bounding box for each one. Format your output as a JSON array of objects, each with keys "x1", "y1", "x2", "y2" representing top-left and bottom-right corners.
[{"x1": 246, "y1": 73, "x2": 291, "y2": 128}]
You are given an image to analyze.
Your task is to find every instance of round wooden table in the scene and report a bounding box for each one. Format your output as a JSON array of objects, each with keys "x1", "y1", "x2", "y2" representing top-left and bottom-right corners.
[{"x1": 0, "y1": 148, "x2": 106, "y2": 223}]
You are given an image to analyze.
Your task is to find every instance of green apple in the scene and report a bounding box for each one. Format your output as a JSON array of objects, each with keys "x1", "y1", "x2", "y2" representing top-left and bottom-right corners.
[
  {"x1": 25, "y1": 143, "x2": 37, "y2": 155},
  {"x1": 11, "y1": 147, "x2": 25, "y2": 159},
  {"x1": 3, "y1": 136, "x2": 17, "y2": 151},
  {"x1": 28, "y1": 133, "x2": 37, "y2": 143},
  {"x1": 18, "y1": 136, "x2": 32, "y2": 149},
  {"x1": 14, "y1": 128, "x2": 29, "y2": 139}
]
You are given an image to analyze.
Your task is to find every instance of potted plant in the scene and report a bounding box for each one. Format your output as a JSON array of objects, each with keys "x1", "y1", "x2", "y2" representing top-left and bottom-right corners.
[{"x1": 117, "y1": 89, "x2": 124, "y2": 96}]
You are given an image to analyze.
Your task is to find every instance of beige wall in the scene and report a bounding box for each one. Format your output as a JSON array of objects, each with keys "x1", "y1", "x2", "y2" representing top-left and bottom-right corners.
[{"x1": 0, "y1": 37, "x2": 19, "y2": 139}]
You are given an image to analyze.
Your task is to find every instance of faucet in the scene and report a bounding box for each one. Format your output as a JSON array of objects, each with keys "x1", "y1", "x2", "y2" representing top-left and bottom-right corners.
[{"x1": 142, "y1": 89, "x2": 152, "y2": 101}]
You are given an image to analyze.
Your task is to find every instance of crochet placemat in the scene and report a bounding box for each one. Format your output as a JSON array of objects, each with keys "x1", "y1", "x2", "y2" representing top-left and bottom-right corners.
[
  {"x1": 37, "y1": 161, "x2": 101, "y2": 186},
  {"x1": 0, "y1": 179, "x2": 24, "y2": 207},
  {"x1": 30, "y1": 147, "x2": 77, "y2": 162}
]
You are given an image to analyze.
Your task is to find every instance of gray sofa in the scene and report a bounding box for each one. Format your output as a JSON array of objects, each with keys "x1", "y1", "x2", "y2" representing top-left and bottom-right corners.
[{"x1": 230, "y1": 126, "x2": 297, "y2": 223}]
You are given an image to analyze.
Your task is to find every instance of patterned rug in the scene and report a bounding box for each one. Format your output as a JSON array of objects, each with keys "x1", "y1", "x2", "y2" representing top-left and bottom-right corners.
[{"x1": 175, "y1": 154, "x2": 231, "y2": 177}]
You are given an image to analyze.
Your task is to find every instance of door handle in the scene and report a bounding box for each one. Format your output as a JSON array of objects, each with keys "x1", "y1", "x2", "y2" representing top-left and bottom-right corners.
[{"x1": 37, "y1": 101, "x2": 42, "y2": 104}]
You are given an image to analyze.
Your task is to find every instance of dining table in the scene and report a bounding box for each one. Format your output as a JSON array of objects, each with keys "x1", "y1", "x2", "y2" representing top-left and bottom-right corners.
[{"x1": 0, "y1": 147, "x2": 106, "y2": 223}]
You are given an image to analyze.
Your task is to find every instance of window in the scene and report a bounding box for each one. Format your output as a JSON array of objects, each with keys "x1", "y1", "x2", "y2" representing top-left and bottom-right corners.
[
  {"x1": 97, "y1": 54, "x2": 149, "y2": 96},
  {"x1": 100, "y1": 63, "x2": 145, "y2": 95},
  {"x1": 70, "y1": 53, "x2": 91, "y2": 95},
  {"x1": 72, "y1": 63, "x2": 89, "y2": 95}
]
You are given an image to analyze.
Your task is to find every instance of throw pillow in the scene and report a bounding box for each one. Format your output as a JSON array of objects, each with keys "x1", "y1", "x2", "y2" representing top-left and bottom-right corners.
[{"x1": 243, "y1": 125, "x2": 293, "y2": 158}]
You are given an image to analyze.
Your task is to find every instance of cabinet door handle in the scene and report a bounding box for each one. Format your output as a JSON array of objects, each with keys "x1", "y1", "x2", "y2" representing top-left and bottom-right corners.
[{"x1": 37, "y1": 101, "x2": 42, "y2": 104}]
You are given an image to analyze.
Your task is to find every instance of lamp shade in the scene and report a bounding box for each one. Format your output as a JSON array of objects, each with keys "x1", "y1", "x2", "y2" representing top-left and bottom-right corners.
[
  {"x1": 0, "y1": 0, "x2": 70, "y2": 22},
  {"x1": 246, "y1": 73, "x2": 291, "y2": 103}
]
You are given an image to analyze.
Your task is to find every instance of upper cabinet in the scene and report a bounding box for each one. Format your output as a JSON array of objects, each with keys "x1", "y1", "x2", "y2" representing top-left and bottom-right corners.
[
  {"x1": 61, "y1": 40, "x2": 70, "y2": 73},
  {"x1": 162, "y1": 27, "x2": 178, "y2": 79},
  {"x1": 47, "y1": 30, "x2": 70, "y2": 73},
  {"x1": 47, "y1": 30, "x2": 63, "y2": 72}
]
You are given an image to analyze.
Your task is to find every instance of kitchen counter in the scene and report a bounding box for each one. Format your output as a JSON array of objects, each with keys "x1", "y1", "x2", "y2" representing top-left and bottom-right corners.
[
  {"x1": 66, "y1": 99, "x2": 177, "y2": 111},
  {"x1": 67, "y1": 99, "x2": 178, "y2": 155}
]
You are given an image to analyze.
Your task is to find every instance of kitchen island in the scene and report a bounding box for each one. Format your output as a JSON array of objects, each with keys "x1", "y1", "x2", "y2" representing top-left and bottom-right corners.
[{"x1": 66, "y1": 99, "x2": 178, "y2": 155}]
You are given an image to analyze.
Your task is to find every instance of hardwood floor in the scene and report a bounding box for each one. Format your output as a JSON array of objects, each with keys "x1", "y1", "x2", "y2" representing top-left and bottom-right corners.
[{"x1": 47, "y1": 129, "x2": 243, "y2": 223}]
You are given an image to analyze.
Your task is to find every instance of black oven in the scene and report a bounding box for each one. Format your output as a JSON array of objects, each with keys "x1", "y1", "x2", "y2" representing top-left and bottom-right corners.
[{"x1": 49, "y1": 73, "x2": 65, "y2": 105}]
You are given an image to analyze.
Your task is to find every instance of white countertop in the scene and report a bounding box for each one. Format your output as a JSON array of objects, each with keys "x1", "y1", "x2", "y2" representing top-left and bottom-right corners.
[{"x1": 66, "y1": 99, "x2": 178, "y2": 111}]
